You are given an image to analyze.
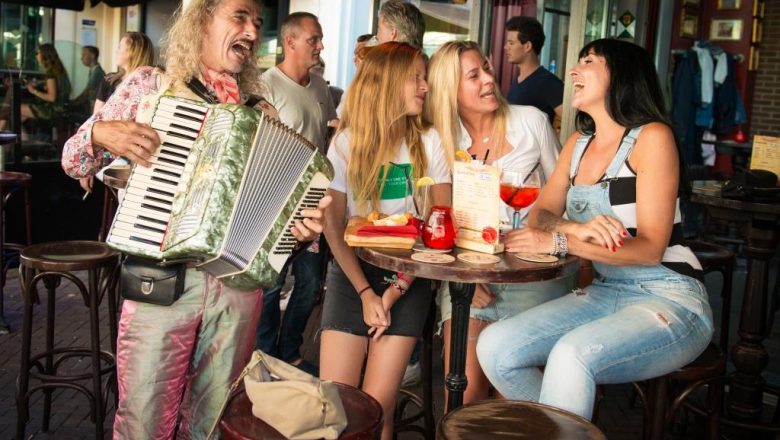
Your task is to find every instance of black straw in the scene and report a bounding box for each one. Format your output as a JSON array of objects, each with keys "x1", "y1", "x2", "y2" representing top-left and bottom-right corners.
[
  {"x1": 482, "y1": 149, "x2": 490, "y2": 163},
  {"x1": 523, "y1": 162, "x2": 541, "y2": 184}
]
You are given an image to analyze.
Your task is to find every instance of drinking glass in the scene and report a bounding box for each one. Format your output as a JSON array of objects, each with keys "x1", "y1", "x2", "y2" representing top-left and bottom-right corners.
[
  {"x1": 500, "y1": 166, "x2": 542, "y2": 229},
  {"x1": 422, "y1": 206, "x2": 456, "y2": 249}
]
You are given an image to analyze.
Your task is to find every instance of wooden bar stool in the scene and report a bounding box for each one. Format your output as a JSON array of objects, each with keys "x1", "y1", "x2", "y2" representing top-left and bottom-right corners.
[
  {"x1": 16, "y1": 241, "x2": 120, "y2": 440},
  {"x1": 637, "y1": 240, "x2": 735, "y2": 440},
  {"x1": 437, "y1": 400, "x2": 607, "y2": 439},
  {"x1": 220, "y1": 382, "x2": 383, "y2": 439},
  {"x1": 0, "y1": 170, "x2": 32, "y2": 334}
]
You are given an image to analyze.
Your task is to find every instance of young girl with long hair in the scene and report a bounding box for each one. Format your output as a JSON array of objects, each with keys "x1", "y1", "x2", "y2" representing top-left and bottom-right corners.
[{"x1": 320, "y1": 41, "x2": 451, "y2": 440}]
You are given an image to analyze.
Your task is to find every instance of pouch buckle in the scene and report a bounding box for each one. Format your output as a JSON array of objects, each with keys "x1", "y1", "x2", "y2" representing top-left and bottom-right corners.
[{"x1": 141, "y1": 277, "x2": 154, "y2": 295}]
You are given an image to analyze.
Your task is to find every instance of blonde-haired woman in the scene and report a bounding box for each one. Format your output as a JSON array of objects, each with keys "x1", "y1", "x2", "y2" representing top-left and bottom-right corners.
[
  {"x1": 93, "y1": 32, "x2": 154, "y2": 113},
  {"x1": 321, "y1": 41, "x2": 451, "y2": 440},
  {"x1": 425, "y1": 40, "x2": 574, "y2": 405},
  {"x1": 79, "y1": 32, "x2": 155, "y2": 194}
]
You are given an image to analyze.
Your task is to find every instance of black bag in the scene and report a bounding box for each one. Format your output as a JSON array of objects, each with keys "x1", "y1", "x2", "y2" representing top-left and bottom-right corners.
[
  {"x1": 120, "y1": 255, "x2": 186, "y2": 306},
  {"x1": 721, "y1": 169, "x2": 780, "y2": 203}
]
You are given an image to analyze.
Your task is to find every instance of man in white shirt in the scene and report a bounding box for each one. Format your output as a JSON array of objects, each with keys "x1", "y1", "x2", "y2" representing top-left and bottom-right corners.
[
  {"x1": 257, "y1": 12, "x2": 336, "y2": 375},
  {"x1": 260, "y1": 12, "x2": 336, "y2": 151}
]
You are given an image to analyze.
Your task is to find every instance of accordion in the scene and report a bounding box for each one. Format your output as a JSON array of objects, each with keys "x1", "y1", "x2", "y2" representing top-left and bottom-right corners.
[{"x1": 106, "y1": 96, "x2": 333, "y2": 289}]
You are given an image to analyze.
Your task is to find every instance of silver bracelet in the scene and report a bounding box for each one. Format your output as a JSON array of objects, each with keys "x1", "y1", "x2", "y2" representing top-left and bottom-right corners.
[{"x1": 551, "y1": 231, "x2": 569, "y2": 257}]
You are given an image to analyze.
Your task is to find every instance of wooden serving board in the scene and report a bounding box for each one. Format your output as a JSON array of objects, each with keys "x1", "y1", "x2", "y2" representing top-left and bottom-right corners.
[{"x1": 344, "y1": 217, "x2": 416, "y2": 249}]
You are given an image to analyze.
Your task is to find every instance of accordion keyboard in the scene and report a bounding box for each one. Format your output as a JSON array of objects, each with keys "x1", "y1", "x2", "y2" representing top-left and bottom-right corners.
[{"x1": 107, "y1": 98, "x2": 208, "y2": 254}]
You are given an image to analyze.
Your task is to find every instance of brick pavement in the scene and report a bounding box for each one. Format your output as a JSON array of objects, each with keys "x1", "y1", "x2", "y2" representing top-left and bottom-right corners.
[{"x1": 0, "y1": 261, "x2": 776, "y2": 439}]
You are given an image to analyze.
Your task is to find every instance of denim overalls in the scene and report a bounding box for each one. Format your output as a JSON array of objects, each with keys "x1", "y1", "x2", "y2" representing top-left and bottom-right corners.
[{"x1": 476, "y1": 126, "x2": 714, "y2": 420}]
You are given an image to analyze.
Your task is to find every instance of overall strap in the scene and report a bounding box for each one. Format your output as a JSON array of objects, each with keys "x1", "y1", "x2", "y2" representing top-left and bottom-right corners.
[
  {"x1": 569, "y1": 134, "x2": 593, "y2": 182},
  {"x1": 604, "y1": 125, "x2": 644, "y2": 179}
]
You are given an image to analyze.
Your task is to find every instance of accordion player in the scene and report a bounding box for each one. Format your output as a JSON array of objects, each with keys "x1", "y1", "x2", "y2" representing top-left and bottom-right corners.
[{"x1": 106, "y1": 95, "x2": 333, "y2": 289}]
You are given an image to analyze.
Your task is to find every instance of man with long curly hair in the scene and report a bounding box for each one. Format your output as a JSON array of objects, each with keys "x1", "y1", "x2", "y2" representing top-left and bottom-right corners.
[{"x1": 61, "y1": 0, "x2": 329, "y2": 438}]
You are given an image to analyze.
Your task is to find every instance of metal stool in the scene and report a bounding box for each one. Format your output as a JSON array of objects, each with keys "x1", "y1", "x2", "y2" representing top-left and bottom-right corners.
[
  {"x1": 638, "y1": 240, "x2": 735, "y2": 440},
  {"x1": 16, "y1": 241, "x2": 120, "y2": 440},
  {"x1": 0, "y1": 171, "x2": 32, "y2": 333},
  {"x1": 220, "y1": 382, "x2": 383, "y2": 439},
  {"x1": 437, "y1": 400, "x2": 607, "y2": 439}
]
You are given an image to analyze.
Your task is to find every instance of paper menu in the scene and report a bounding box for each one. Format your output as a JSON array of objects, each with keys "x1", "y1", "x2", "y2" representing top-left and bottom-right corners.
[
  {"x1": 751, "y1": 135, "x2": 780, "y2": 179},
  {"x1": 452, "y1": 161, "x2": 504, "y2": 254}
]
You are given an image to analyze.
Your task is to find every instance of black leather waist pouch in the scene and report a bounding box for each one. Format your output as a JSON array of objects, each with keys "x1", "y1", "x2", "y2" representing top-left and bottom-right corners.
[{"x1": 120, "y1": 255, "x2": 186, "y2": 306}]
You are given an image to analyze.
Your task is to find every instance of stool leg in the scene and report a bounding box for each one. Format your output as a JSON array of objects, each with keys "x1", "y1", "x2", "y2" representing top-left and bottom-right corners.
[
  {"x1": 720, "y1": 264, "x2": 733, "y2": 351},
  {"x1": 42, "y1": 275, "x2": 58, "y2": 432},
  {"x1": 89, "y1": 269, "x2": 105, "y2": 439},
  {"x1": 24, "y1": 185, "x2": 31, "y2": 246},
  {"x1": 16, "y1": 267, "x2": 35, "y2": 440},
  {"x1": 0, "y1": 196, "x2": 7, "y2": 334},
  {"x1": 644, "y1": 378, "x2": 669, "y2": 440},
  {"x1": 706, "y1": 377, "x2": 723, "y2": 440},
  {"x1": 105, "y1": 263, "x2": 120, "y2": 407},
  {"x1": 421, "y1": 296, "x2": 435, "y2": 440}
]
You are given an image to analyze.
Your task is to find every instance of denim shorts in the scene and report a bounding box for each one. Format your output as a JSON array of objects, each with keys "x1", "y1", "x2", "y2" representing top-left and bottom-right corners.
[
  {"x1": 321, "y1": 260, "x2": 433, "y2": 337},
  {"x1": 437, "y1": 274, "x2": 576, "y2": 325}
]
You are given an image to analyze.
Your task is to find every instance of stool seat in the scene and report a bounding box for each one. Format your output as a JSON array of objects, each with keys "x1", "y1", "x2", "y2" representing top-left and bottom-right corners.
[
  {"x1": 21, "y1": 241, "x2": 119, "y2": 271},
  {"x1": 437, "y1": 400, "x2": 606, "y2": 439},
  {"x1": 0, "y1": 171, "x2": 32, "y2": 186},
  {"x1": 220, "y1": 382, "x2": 383, "y2": 440},
  {"x1": 667, "y1": 343, "x2": 725, "y2": 382},
  {"x1": 686, "y1": 240, "x2": 735, "y2": 268}
]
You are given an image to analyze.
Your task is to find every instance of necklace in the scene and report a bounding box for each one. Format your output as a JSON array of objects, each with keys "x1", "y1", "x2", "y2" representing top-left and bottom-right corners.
[{"x1": 482, "y1": 136, "x2": 490, "y2": 143}]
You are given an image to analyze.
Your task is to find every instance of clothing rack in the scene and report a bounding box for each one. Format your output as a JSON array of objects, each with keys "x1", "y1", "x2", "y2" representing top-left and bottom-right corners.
[{"x1": 671, "y1": 48, "x2": 744, "y2": 63}]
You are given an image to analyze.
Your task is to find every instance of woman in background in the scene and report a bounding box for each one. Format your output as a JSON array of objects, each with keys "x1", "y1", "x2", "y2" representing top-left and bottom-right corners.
[
  {"x1": 80, "y1": 32, "x2": 154, "y2": 194},
  {"x1": 1, "y1": 43, "x2": 71, "y2": 135}
]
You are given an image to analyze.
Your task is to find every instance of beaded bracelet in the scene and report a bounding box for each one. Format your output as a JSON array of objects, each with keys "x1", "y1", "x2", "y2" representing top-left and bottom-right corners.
[{"x1": 551, "y1": 231, "x2": 569, "y2": 257}]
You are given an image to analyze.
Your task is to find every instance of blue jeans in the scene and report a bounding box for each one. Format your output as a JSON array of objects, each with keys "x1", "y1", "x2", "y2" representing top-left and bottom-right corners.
[
  {"x1": 256, "y1": 249, "x2": 324, "y2": 362},
  {"x1": 476, "y1": 275, "x2": 713, "y2": 419}
]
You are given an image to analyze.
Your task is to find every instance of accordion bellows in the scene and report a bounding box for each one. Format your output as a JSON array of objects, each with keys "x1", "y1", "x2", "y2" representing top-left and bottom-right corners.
[{"x1": 107, "y1": 96, "x2": 333, "y2": 289}]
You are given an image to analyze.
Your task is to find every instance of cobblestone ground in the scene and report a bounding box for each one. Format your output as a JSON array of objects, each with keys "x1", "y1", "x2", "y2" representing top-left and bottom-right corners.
[{"x1": 0, "y1": 263, "x2": 775, "y2": 439}]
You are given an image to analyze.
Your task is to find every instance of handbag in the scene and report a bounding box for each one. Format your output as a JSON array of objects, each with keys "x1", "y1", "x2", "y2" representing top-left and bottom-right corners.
[
  {"x1": 721, "y1": 168, "x2": 780, "y2": 203},
  {"x1": 119, "y1": 255, "x2": 186, "y2": 306},
  {"x1": 209, "y1": 350, "x2": 347, "y2": 440}
]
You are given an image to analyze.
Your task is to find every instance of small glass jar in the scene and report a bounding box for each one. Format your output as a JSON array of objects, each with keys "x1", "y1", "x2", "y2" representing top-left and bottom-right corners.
[{"x1": 422, "y1": 205, "x2": 456, "y2": 249}]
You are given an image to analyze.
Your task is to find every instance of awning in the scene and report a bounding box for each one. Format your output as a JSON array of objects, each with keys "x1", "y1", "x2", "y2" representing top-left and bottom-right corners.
[
  {"x1": 1, "y1": 0, "x2": 148, "y2": 11},
  {"x1": 1, "y1": 0, "x2": 85, "y2": 11}
]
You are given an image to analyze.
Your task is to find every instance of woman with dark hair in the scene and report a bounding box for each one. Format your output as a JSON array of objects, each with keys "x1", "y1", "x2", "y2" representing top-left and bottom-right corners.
[
  {"x1": 0, "y1": 43, "x2": 71, "y2": 133},
  {"x1": 476, "y1": 39, "x2": 713, "y2": 420}
]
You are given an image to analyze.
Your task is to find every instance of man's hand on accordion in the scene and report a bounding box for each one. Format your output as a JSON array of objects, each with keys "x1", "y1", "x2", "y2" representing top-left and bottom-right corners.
[
  {"x1": 92, "y1": 120, "x2": 160, "y2": 167},
  {"x1": 290, "y1": 194, "x2": 332, "y2": 242}
]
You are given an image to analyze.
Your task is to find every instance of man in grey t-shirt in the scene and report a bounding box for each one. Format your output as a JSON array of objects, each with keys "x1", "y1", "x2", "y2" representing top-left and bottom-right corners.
[{"x1": 260, "y1": 12, "x2": 336, "y2": 152}]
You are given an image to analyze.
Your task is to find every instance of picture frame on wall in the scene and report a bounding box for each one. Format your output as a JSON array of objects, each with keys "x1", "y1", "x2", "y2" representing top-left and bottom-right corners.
[
  {"x1": 752, "y1": 18, "x2": 762, "y2": 44},
  {"x1": 718, "y1": 0, "x2": 742, "y2": 10},
  {"x1": 680, "y1": 8, "x2": 698, "y2": 39},
  {"x1": 710, "y1": 19, "x2": 743, "y2": 41}
]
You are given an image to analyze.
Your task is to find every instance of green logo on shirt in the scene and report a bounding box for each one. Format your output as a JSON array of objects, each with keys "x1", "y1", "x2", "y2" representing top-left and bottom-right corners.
[{"x1": 379, "y1": 163, "x2": 413, "y2": 200}]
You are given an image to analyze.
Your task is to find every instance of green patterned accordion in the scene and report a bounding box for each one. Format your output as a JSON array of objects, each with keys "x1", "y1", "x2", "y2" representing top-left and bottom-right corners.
[{"x1": 106, "y1": 96, "x2": 333, "y2": 289}]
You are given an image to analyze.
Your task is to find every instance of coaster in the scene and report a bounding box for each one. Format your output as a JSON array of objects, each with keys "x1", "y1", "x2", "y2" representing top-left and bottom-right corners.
[
  {"x1": 412, "y1": 243, "x2": 452, "y2": 253},
  {"x1": 514, "y1": 253, "x2": 559, "y2": 263},
  {"x1": 411, "y1": 252, "x2": 456, "y2": 264},
  {"x1": 457, "y1": 252, "x2": 501, "y2": 265}
]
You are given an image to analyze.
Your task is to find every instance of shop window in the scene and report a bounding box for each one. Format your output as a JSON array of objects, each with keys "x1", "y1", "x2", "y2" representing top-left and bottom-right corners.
[{"x1": 0, "y1": 4, "x2": 54, "y2": 72}]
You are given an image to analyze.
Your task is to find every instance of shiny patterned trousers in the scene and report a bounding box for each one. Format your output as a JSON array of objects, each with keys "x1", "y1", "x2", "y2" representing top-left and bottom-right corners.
[{"x1": 113, "y1": 269, "x2": 263, "y2": 439}]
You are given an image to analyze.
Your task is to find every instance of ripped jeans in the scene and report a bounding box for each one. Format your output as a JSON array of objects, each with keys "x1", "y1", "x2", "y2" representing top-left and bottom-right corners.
[{"x1": 476, "y1": 274, "x2": 713, "y2": 420}]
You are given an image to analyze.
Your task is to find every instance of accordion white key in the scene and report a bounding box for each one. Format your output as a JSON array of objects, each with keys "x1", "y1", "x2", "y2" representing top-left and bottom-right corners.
[{"x1": 106, "y1": 96, "x2": 333, "y2": 288}]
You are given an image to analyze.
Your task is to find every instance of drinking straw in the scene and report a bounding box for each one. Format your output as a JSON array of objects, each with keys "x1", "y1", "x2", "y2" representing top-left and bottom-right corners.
[
  {"x1": 523, "y1": 162, "x2": 541, "y2": 184},
  {"x1": 483, "y1": 149, "x2": 490, "y2": 163}
]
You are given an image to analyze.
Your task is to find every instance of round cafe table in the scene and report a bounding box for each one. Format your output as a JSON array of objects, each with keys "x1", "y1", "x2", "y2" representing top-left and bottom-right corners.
[{"x1": 355, "y1": 246, "x2": 578, "y2": 411}]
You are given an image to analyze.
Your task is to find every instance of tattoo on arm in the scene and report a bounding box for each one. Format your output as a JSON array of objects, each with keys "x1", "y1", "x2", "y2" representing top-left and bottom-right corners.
[{"x1": 536, "y1": 209, "x2": 572, "y2": 232}]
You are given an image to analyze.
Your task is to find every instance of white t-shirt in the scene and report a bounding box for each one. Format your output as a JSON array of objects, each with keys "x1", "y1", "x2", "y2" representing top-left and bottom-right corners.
[
  {"x1": 260, "y1": 66, "x2": 337, "y2": 151},
  {"x1": 457, "y1": 105, "x2": 561, "y2": 224},
  {"x1": 328, "y1": 128, "x2": 451, "y2": 220}
]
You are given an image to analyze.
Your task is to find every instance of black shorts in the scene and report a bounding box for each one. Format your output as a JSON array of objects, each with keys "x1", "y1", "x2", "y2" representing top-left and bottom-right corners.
[{"x1": 320, "y1": 260, "x2": 432, "y2": 337}]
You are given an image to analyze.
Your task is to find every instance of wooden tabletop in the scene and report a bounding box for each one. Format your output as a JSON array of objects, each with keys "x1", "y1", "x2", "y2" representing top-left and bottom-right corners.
[
  {"x1": 356, "y1": 246, "x2": 578, "y2": 284},
  {"x1": 690, "y1": 193, "x2": 780, "y2": 216}
]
